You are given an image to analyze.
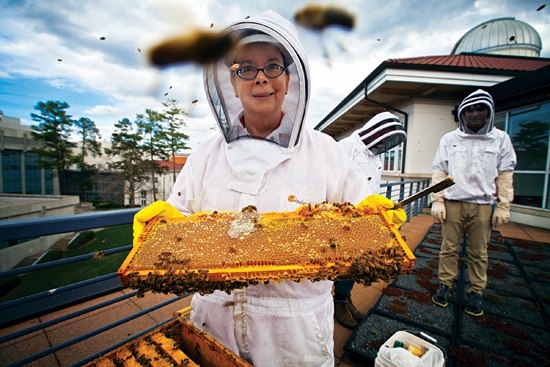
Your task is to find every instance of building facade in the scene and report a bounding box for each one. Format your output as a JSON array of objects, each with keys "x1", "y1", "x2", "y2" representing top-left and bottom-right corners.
[
  {"x1": 316, "y1": 18, "x2": 550, "y2": 229},
  {"x1": 0, "y1": 111, "x2": 56, "y2": 195}
]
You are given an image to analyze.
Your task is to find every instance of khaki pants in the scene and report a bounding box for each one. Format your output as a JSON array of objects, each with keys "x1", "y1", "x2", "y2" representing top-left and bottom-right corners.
[{"x1": 438, "y1": 200, "x2": 493, "y2": 294}]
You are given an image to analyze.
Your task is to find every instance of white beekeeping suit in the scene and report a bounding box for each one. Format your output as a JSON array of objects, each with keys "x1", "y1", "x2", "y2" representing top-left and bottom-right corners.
[
  {"x1": 432, "y1": 90, "x2": 516, "y2": 216},
  {"x1": 338, "y1": 112, "x2": 406, "y2": 191},
  {"x1": 430, "y1": 89, "x2": 517, "y2": 316},
  {"x1": 166, "y1": 10, "x2": 371, "y2": 367}
]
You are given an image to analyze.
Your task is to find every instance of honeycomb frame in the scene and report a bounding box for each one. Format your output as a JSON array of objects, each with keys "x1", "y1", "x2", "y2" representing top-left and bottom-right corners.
[{"x1": 118, "y1": 202, "x2": 415, "y2": 296}]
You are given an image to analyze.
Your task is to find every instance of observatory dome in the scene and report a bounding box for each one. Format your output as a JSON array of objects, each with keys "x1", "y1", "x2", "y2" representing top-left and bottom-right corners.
[{"x1": 451, "y1": 17, "x2": 542, "y2": 57}]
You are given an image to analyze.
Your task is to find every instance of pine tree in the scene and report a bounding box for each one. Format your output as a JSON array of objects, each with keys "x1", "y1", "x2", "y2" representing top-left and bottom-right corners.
[
  {"x1": 159, "y1": 99, "x2": 190, "y2": 183},
  {"x1": 30, "y1": 100, "x2": 77, "y2": 194},
  {"x1": 136, "y1": 109, "x2": 169, "y2": 202},
  {"x1": 74, "y1": 117, "x2": 103, "y2": 200},
  {"x1": 105, "y1": 118, "x2": 148, "y2": 207}
]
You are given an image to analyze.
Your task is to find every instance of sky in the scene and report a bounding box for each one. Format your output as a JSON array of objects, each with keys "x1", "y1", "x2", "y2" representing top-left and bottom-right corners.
[{"x1": 1, "y1": 0, "x2": 549, "y2": 150}]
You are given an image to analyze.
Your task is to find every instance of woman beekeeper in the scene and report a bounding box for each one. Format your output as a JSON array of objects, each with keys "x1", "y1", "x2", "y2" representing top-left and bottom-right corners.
[{"x1": 133, "y1": 9, "x2": 402, "y2": 366}]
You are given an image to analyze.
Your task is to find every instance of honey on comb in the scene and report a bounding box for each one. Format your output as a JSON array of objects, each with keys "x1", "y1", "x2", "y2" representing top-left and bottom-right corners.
[{"x1": 118, "y1": 202, "x2": 414, "y2": 296}]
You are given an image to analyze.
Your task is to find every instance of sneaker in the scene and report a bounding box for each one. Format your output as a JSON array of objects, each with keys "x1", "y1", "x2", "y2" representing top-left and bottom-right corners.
[
  {"x1": 465, "y1": 292, "x2": 484, "y2": 317},
  {"x1": 347, "y1": 299, "x2": 366, "y2": 322},
  {"x1": 432, "y1": 283, "x2": 450, "y2": 307},
  {"x1": 334, "y1": 299, "x2": 358, "y2": 329}
]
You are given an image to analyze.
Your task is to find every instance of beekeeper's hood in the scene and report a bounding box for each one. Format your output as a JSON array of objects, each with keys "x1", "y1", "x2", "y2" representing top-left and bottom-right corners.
[
  {"x1": 204, "y1": 9, "x2": 310, "y2": 149},
  {"x1": 356, "y1": 112, "x2": 406, "y2": 155},
  {"x1": 457, "y1": 89, "x2": 495, "y2": 135}
]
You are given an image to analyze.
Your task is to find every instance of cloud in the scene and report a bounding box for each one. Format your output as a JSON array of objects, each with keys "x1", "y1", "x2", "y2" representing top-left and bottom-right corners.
[{"x1": 1, "y1": 0, "x2": 549, "y2": 150}]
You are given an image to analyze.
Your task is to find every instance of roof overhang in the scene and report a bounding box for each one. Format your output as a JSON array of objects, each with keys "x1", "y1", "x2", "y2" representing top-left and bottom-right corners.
[{"x1": 315, "y1": 64, "x2": 515, "y2": 139}]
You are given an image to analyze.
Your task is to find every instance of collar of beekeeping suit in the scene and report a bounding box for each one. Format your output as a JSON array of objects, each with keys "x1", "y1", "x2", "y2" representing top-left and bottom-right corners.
[{"x1": 203, "y1": 9, "x2": 310, "y2": 194}]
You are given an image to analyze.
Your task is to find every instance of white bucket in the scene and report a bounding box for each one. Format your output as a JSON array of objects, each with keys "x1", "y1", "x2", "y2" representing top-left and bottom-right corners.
[{"x1": 375, "y1": 331, "x2": 445, "y2": 367}]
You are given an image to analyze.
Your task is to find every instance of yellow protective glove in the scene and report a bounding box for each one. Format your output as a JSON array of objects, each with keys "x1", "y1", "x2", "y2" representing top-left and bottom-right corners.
[
  {"x1": 133, "y1": 200, "x2": 184, "y2": 246},
  {"x1": 357, "y1": 194, "x2": 407, "y2": 228}
]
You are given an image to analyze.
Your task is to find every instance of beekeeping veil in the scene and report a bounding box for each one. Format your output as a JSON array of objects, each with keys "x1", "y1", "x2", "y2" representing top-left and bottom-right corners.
[
  {"x1": 203, "y1": 10, "x2": 310, "y2": 195},
  {"x1": 457, "y1": 89, "x2": 495, "y2": 135},
  {"x1": 204, "y1": 10, "x2": 309, "y2": 148},
  {"x1": 356, "y1": 112, "x2": 406, "y2": 155}
]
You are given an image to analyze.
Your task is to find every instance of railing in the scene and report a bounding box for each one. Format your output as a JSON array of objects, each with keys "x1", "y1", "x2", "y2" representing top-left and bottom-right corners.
[{"x1": 0, "y1": 178, "x2": 430, "y2": 367}]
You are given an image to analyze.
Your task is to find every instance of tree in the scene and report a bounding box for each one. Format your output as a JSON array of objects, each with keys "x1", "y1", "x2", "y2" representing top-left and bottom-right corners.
[
  {"x1": 159, "y1": 99, "x2": 191, "y2": 183},
  {"x1": 105, "y1": 118, "x2": 148, "y2": 207},
  {"x1": 30, "y1": 100, "x2": 77, "y2": 194},
  {"x1": 74, "y1": 117, "x2": 103, "y2": 199},
  {"x1": 74, "y1": 117, "x2": 102, "y2": 168},
  {"x1": 136, "y1": 109, "x2": 169, "y2": 202}
]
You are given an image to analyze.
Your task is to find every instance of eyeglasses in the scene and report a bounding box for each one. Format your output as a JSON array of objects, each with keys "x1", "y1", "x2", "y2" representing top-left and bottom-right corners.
[{"x1": 234, "y1": 64, "x2": 286, "y2": 80}]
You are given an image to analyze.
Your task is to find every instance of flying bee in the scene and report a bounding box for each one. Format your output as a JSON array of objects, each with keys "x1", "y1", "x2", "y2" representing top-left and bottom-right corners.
[
  {"x1": 294, "y1": 5, "x2": 355, "y2": 31},
  {"x1": 148, "y1": 30, "x2": 237, "y2": 67},
  {"x1": 92, "y1": 250, "x2": 105, "y2": 260}
]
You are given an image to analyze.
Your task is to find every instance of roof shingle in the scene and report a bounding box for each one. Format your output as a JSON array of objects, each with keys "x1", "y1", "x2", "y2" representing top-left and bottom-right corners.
[{"x1": 386, "y1": 53, "x2": 550, "y2": 71}]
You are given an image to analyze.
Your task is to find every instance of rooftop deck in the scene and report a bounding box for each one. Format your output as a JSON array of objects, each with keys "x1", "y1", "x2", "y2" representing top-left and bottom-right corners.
[
  {"x1": 1, "y1": 178, "x2": 549, "y2": 367},
  {"x1": 2, "y1": 215, "x2": 548, "y2": 366}
]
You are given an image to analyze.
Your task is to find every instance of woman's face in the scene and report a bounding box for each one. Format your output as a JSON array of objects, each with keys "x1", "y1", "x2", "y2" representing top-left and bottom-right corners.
[{"x1": 231, "y1": 43, "x2": 290, "y2": 120}]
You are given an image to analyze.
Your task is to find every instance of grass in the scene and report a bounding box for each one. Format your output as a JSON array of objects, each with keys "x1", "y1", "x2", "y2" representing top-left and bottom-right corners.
[{"x1": 2, "y1": 224, "x2": 133, "y2": 301}]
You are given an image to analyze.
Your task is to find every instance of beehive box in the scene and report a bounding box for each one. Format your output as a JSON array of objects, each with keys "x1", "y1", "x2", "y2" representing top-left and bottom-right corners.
[
  {"x1": 118, "y1": 202, "x2": 415, "y2": 296},
  {"x1": 84, "y1": 308, "x2": 252, "y2": 367}
]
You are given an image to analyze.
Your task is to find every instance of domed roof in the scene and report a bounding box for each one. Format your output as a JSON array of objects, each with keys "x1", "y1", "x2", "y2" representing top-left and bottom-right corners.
[{"x1": 451, "y1": 17, "x2": 542, "y2": 57}]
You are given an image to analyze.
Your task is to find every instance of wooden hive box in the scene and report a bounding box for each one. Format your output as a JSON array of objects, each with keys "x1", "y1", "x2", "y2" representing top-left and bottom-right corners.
[{"x1": 84, "y1": 307, "x2": 252, "y2": 367}]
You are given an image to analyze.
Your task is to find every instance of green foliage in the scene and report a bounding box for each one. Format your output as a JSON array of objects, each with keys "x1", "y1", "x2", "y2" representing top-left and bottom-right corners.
[
  {"x1": 0, "y1": 276, "x2": 21, "y2": 298},
  {"x1": 93, "y1": 201, "x2": 124, "y2": 209},
  {"x1": 106, "y1": 118, "x2": 149, "y2": 207},
  {"x1": 30, "y1": 100, "x2": 78, "y2": 193},
  {"x1": 37, "y1": 249, "x2": 64, "y2": 263},
  {"x1": 1, "y1": 224, "x2": 132, "y2": 301},
  {"x1": 159, "y1": 99, "x2": 191, "y2": 183},
  {"x1": 67, "y1": 230, "x2": 95, "y2": 249},
  {"x1": 74, "y1": 117, "x2": 103, "y2": 163},
  {"x1": 136, "y1": 109, "x2": 169, "y2": 202},
  {"x1": 74, "y1": 117, "x2": 103, "y2": 198}
]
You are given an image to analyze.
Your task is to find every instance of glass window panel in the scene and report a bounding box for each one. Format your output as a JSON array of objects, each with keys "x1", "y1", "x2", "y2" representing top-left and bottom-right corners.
[
  {"x1": 513, "y1": 173, "x2": 544, "y2": 207},
  {"x1": 2, "y1": 149, "x2": 22, "y2": 193},
  {"x1": 494, "y1": 112, "x2": 505, "y2": 130},
  {"x1": 25, "y1": 152, "x2": 41, "y2": 194},
  {"x1": 45, "y1": 169, "x2": 53, "y2": 194},
  {"x1": 508, "y1": 102, "x2": 550, "y2": 171}
]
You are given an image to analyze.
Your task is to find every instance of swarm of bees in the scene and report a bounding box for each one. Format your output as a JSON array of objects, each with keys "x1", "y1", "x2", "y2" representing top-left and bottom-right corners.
[{"x1": 118, "y1": 201, "x2": 414, "y2": 297}]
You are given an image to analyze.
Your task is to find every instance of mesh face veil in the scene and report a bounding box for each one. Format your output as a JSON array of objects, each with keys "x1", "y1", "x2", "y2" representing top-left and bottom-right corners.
[
  {"x1": 203, "y1": 10, "x2": 310, "y2": 149},
  {"x1": 457, "y1": 89, "x2": 495, "y2": 134},
  {"x1": 357, "y1": 112, "x2": 407, "y2": 155}
]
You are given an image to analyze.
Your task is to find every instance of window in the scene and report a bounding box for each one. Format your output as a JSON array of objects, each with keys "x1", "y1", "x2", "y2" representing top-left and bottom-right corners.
[
  {"x1": 509, "y1": 104, "x2": 549, "y2": 171},
  {"x1": 25, "y1": 152, "x2": 41, "y2": 194},
  {"x1": 382, "y1": 145, "x2": 403, "y2": 173},
  {"x1": 497, "y1": 101, "x2": 550, "y2": 209},
  {"x1": 140, "y1": 191, "x2": 147, "y2": 206},
  {"x1": 2, "y1": 149, "x2": 22, "y2": 193}
]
